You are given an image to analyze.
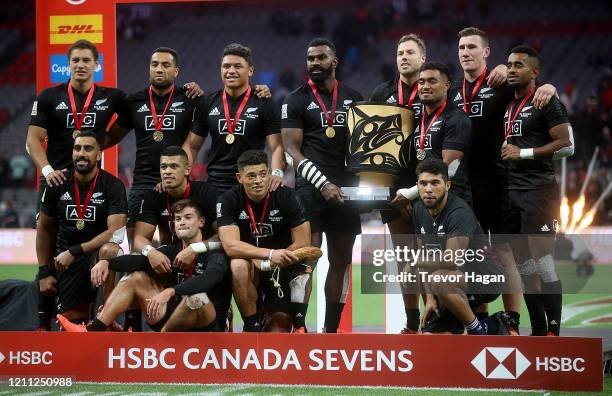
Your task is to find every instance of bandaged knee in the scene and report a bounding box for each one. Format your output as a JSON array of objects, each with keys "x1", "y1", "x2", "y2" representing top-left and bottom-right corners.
[
  {"x1": 517, "y1": 258, "x2": 537, "y2": 276},
  {"x1": 290, "y1": 273, "x2": 310, "y2": 303},
  {"x1": 536, "y1": 254, "x2": 559, "y2": 282},
  {"x1": 186, "y1": 293, "x2": 210, "y2": 310},
  {"x1": 109, "y1": 226, "x2": 126, "y2": 245}
]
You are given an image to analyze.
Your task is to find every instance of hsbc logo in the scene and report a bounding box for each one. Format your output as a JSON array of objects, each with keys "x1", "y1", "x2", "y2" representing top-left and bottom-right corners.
[{"x1": 471, "y1": 347, "x2": 530, "y2": 379}]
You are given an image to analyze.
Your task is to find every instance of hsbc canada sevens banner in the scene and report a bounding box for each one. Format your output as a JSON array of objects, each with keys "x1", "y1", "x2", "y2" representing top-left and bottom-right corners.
[{"x1": 0, "y1": 333, "x2": 603, "y2": 391}]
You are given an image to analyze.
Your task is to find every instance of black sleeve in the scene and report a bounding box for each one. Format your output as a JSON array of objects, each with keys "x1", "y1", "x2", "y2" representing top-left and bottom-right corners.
[
  {"x1": 39, "y1": 185, "x2": 58, "y2": 217},
  {"x1": 445, "y1": 206, "x2": 480, "y2": 236},
  {"x1": 190, "y1": 95, "x2": 211, "y2": 137},
  {"x1": 172, "y1": 252, "x2": 228, "y2": 296},
  {"x1": 411, "y1": 202, "x2": 423, "y2": 235},
  {"x1": 442, "y1": 111, "x2": 473, "y2": 152},
  {"x1": 370, "y1": 82, "x2": 387, "y2": 102},
  {"x1": 107, "y1": 254, "x2": 151, "y2": 272},
  {"x1": 107, "y1": 177, "x2": 128, "y2": 216},
  {"x1": 29, "y1": 89, "x2": 52, "y2": 129},
  {"x1": 115, "y1": 92, "x2": 134, "y2": 130},
  {"x1": 262, "y1": 98, "x2": 281, "y2": 136},
  {"x1": 542, "y1": 96, "x2": 569, "y2": 129},
  {"x1": 135, "y1": 190, "x2": 162, "y2": 225},
  {"x1": 216, "y1": 190, "x2": 239, "y2": 227},
  {"x1": 280, "y1": 188, "x2": 306, "y2": 228},
  {"x1": 281, "y1": 91, "x2": 304, "y2": 129},
  {"x1": 200, "y1": 184, "x2": 220, "y2": 226}
]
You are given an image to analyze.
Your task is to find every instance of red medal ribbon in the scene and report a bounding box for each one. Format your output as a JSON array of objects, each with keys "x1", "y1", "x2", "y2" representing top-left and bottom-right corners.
[
  {"x1": 308, "y1": 79, "x2": 338, "y2": 129},
  {"x1": 419, "y1": 100, "x2": 447, "y2": 150},
  {"x1": 166, "y1": 182, "x2": 191, "y2": 237},
  {"x1": 244, "y1": 191, "x2": 270, "y2": 237},
  {"x1": 462, "y1": 67, "x2": 487, "y2": 113},
  {"x1": 504, "y1": 87, "x2": 536, "y2": 142},
  {"x1": 148, "y1": 84, "x2": 175, "y2": 132},
  {"x1": 398, "y1": 79, "x2": 418, "y2": 107},
  {"x1": 67, "y1": 82, "x2": 95, "y2": 132},
  {"x1": 222, "y1": 86, "x2": 252, "y2": 136},
  {"x1": 73, "y1": 170, "x2": 99, "y2": 222}
]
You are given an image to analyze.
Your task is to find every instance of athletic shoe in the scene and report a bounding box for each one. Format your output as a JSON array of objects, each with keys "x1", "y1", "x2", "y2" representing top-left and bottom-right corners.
[
  {"x1": 56, "y1": 314, "x2": 87, "y2": 332},
  {"x1": 546, "y1": 331, "x2": 557, "y2": 336},
  {"x1": 293, "y1": 326, "x2": 307, "y2": 334},
  {"x1": 97, "y1": 305, "x2": 123, "y2": 331},
  {"x1": 399, "y1": 326, "x2": 418, "y2": 334}
]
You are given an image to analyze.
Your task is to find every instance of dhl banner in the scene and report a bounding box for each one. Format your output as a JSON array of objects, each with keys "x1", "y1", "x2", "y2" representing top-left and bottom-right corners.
[{"x1": 0, "y1": 333, "x2": 603, "y2": 391}]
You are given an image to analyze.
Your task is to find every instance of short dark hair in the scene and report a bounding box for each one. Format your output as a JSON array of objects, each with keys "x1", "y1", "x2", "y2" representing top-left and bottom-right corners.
[
  {"x1": 458, "y1": 27, "x2": 489, "y2": 47},
  {"x1": 160, "y1": 145, "x2": 189, "y2": 163},
  {"x1": 152, "y1": 47, "x2": 179, "y2": 67},
  {"x1": 74, "y1": 130, "x2": 101, "y2": 147},
  {"x1": 398, "y1": 34, "x2": 426, "y2": 56},
  {"x1": 510, "y1": 45, "x2": 541, "y2": 69},
  {"x1": 171, "y1": 199, "x2": 203, "y2": 219},
  {"x1": 416, "y1": 158, "x2": 449, "y2": 181},
  {"x1": 419, "y1": 61, "x2": 451, "y2": 81},
  {"x1": 222, "y1": 43, "x2": 253, "y2": 66},
  {"x1": 67, "y1": 39, "x2": 99, "y2": 61},
  {"x1": 237, "y1": 149, "x2": 269, "y2": 171},
  {"x1": 307, "y1": 37, "x2": 336, "y2": 55}
]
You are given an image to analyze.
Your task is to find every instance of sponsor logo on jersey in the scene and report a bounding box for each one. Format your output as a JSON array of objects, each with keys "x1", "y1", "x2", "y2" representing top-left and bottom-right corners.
[
  {"x1": 216, "y1": 203, "x2": 222, "y2": 218},
  {"x1": 56, "y1": 102, "x2": 69, "y2": 110},
  {"x1": 31, "y1": 101, "x2": 38, "y2": 116},
  {"x1": 65, "y1": 205, "x2": 96, "y2": 222},
  {"x1": 137, "y1": 104, "x2": 149, "y2": 113},
  {"x1": 49, "y1": 14, "x2": 103, "y2": 44},
  {"x1": 541, "y1": 224, "x2": 550, "y2": 232},
  {"x1": 209, "y1": 107, "x2": 220, "y2": 116},
  {"x1": 170, "y1": 102, "x2": 185, "y2": 113},
  {"x1": 480, "y1": 87, "x2": 492, "y2": 93},
  {"x1": 172, "y1": 102, "x2": 183, "y2": 108},
  {"x1": 454, "y1": 92, "x2": 462, "y2": 101},
  {"x1": 95, "y1": 99, "x2": 107, "y2": 106},
  {"x1": 343, "y1": 99, "x2": 353, "y2": 106},
  {"x1": 145, "y1": 115, "x2": 175, "y2": 131},
  {"x1": 246, "y1": 107, "x2": 257, "y2": 113},
  {"x1": 465, "y1": 101, "x2": 483, "y2": 117},
  {"x1": 504, "y1": 119, "x2": 522, "y2": 137},
  {"x1": 239, "y1": 210, "x2": 249, "y2": 220},
  {"x1": 319, "y1": 111, "x2": 347, "y2": 128},
  {"x1": 218, "y1": 119, "x2": 246, "y2": 135},
  {"x1": 93, "y1": 95, "x2": 109, "y2": 110},
  {"x1": 67, "y1": 112, "x2": 96, "y2": 128},
  {"x1": 281, "y1": 104, "x2": 288, "y2": 119},
  {"x1": 307, "y1": 101, "x2": 319, "y2": 110},
  {"x1": 386, "y1": 95, "x2": 396, "y2": 103},
  {"x1": 60, "y1": 191, "x2": 72, "y2": 201}
]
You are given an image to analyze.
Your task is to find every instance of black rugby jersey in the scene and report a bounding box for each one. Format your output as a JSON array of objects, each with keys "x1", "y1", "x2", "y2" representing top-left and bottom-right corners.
[
  {"x1": 29, "y1": 82, "x2": 129, "y2": 171},
  {"x1": 191, "y1": 88, "x2": 280, "y2": 178},
  {"x1": 116, "y1": 86, "x2": 200, "y2": 188},
  {"x1": 449, "y1": 72, "x2": 514, "y2": 178},
  {"x1": 137, "y1": 181, "x2": 219, "y2": 242},
  {"x1": 504, "y1": 94, "x2": 569, "y2": 190},
  {"x1": 412, "y1": 104, "x2": 473, "y2": 190},
  {"x1": 370, "y1": 75, "x2": 423, "y2": 118},
  {"x1": 281, "y1": 81, "x2": 363, "y2": 185},
  {"x1": 40, "y1": 169, "x2": 127, "y2": 254},
  {"x1": 216, "y1": 185, "x2": 306, "y2": 249}
]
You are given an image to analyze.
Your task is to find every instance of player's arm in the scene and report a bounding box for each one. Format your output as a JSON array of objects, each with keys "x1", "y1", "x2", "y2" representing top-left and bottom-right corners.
[
  {"x1": 501, "y1": 124, "x2": 573, "y2": 161},
  {"x1": 415, "y1": 235, "x2": 470, "y2": 270},
  {"x1": 441, "y1": 149, "x2": 464, "y2": 166},
  {"x1": 26, "y1": 125, "x2": 67, "y2": 186},
  {"x1": 133, "y1": 220, "x2": 172, "y2": 273},
  {"x1": 36, "y1": 211, "x2": 58, "y2": 296},
  {"x1": 218, "y1": 224, "x2": 298, "y2": 267},
  {"x1": 183, "y1": 97, "x2": 210, "y2": 165},
  {"x1": 91, "y1": 252, "x2": 153, "y2": 287},
  {"x1": 182, "y1": 131, "x2": 205, "y2": 165},
  {"x1": 171, "y1": 253, "x2": 227, "y2": 297},
  {"x1": 267, "y1": 133, "x2": 286, "y2": 191},
  {"x1": 285, "y1": 222, "x2": 311, "y2": 251},
  {"x1": 104, "y1": 122, "x2": 131, "y2": 149}
]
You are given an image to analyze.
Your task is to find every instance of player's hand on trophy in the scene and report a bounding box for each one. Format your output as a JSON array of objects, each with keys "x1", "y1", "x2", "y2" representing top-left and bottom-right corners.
[
  {"x1": 46, "y1": 168, "x2": 67, "y2": 187},
  {"x1": 254, "y1": 85, "x2": 272, "y2": 99},
  {"x1": 533, "y1": 84, "x2": 556, "y2": 110},
  {"x1": 501, "y1": 143, "x2": 521, "y2": 161},
  {"x1": 270, "y1": 249, "x2": 300, "y2": 268},
  {"x1": 487, "y1": 64, "x2": 507, "y2": 88},
  {"x1": 39, "y1": 275, "x2": 57, "y2": 297},
  {"x1": 148, "y1": 249, "x2": 172, "y2": 273},
  {"x1": 183, "y1": 82, "x2": 204, "y2": 98},
  {"x1": 390, "y1": 195, "x2": 413, "y2": 218},
  {"x1": 54, "y1": 250, "x2": 76, "y2": 271},
  {"x1": 321, "y1": 183, "x2": 345, "y2": 205},
  {"x1": 174, "y1": 245, "x2": 196, "y2": 271},
  {"x1": 91, "y1": 259, "x2": 110, "y2": 287}
]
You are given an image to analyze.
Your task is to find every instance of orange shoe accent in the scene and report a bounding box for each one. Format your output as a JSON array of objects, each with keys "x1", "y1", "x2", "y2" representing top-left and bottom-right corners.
[
  {"x1": 293, "y1": 326, "x2": 307, "y2": 334},
  {"x1": 56, "y1": 314, "x2": 87, "y2": 332}
]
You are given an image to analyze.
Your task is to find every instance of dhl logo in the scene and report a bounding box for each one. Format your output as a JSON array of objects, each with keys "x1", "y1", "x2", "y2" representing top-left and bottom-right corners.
[{"x1": 50, "y1": 15, "x2": 103, "y2": 44}]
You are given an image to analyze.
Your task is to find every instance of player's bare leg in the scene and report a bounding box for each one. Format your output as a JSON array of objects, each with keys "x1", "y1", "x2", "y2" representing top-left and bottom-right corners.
[
  {"x1": 231, "y1": 258, "x2": 260, "y2": 331},
  {"x1": 289, "y1": 231, "x2": 321, "y2": 332},
  {"x1": 323, "y1": 230, "x2": 355, "y2": 333},
  {"x1": 161, "y1": 294, "x2": 217, "y2": 332}
]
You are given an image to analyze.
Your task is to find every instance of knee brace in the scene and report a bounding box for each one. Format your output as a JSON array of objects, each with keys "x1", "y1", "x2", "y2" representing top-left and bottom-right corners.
[
  {"x1": 517, "y1": 258, "x2": 537, "y2": 276},
  {"x1": 536, "y1": 254, "x2": 559, "y2": 282}
]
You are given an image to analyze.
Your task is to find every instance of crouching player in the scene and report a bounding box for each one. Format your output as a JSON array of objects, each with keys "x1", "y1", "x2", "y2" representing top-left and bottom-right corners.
[
  {"x1": 218, "y1": 150, "x2": 315, "y2": 332},
  {"x1": 412, "y1": 159, "x2": 509, "y2": 335},
  {"x1": 57, "y1": 199, "x2": 231, "y2": 332}
]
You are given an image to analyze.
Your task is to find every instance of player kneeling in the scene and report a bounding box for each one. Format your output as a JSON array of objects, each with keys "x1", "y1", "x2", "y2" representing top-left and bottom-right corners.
[
  {"x1": 57, "y1": 199, "x2": 231, "y2": 332},
  {"x1": 217, "y1": 150, "x2": 319, "y2": 332},
  {"x1": 411, "y1": 159, "x2": 510, "y2": 335}
]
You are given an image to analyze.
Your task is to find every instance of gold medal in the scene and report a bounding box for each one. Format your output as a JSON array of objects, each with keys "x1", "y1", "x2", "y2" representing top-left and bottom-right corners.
[
  {"x1": 416, "y1": 149, "x2": 426, "y2": 161},
  {"x1": 325, "y1": 126, "x2": 335, "y2": 138},
  {"x1": 226, "y1": 134, "x2": 235, "y2": 144},
  {"x1": 153, "y1": 130, "x2": 164, "y2": 142},
  {"x1": 72, "y1": 129, "x2": 81, "y2": 139},
  {"x1": 76, "y1": 219, "x2": 85, "y2": 230}
]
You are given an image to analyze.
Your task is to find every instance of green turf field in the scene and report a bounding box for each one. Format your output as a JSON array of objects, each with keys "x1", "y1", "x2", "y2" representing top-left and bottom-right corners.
[
  {"x1": 0, "y1": 379, "x2": 611, "y2": 395},
  {"x1": 2, "y1": 263, "x2": 612, "y2": 329}
]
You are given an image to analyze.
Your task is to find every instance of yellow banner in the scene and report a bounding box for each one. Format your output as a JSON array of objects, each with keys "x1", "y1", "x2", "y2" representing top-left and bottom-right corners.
[{"x1": 49, "y1": 14, "x2": 103, "y2": 44}]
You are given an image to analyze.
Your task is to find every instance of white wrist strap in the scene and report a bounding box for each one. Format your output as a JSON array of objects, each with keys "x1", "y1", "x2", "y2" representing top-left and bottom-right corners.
[
  {"x1": 260, "y1": 259, "x2": 272, "y2": 271},
  {"x1": 396, "y1": 185, "x2": 419, "y2": 201},
  {"x1": 142, "y1": 244, "x2": 155, "y2": 257},
  {"x1": 42, "y1": 165, "x2": 54, "y2": 178},
  {"x1": 191, "y1": 242, "x2": 207, "y2": 253},
  {"x1": 519, "y1": 148, "x2": 535, "y2": 160},
  {"x1": 272, "y1": 168, "x2": 284, "y2": 178}
]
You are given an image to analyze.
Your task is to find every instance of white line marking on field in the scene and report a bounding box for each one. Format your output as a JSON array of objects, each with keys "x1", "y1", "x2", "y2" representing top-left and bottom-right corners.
[{"x1": 562, "y1": 297, "x2": 612, "y2": 323}]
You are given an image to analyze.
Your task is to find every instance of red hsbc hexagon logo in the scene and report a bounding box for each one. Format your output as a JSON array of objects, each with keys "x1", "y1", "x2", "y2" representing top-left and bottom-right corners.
[{"x1": 471, "y1": 347, "x2": 531, "y2": 379}]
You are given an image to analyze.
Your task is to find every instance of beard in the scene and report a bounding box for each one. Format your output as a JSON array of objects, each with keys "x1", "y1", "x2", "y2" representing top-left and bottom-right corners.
[
  {"x1": 308, "y1": 65, "x2": 333, "y2": 83},
  {"x1": 151, "y1": 78, "x2": 172, "y2": 90},
  {"x1": 74, "y1": 158, "x2": 96, "y2": 174},
  {"x1": 423, "y1": 191, "x2": 447, "y2": 210}
]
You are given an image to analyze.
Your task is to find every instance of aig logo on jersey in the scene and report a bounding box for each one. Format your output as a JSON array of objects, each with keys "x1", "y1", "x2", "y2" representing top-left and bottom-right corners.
[
  {"x1": 319, "y1": 111, "x2": 346, "y2": 128},
  {"x1": 65, "y1": 205, "x2": 96, "y2": 223},
  {"x1": 251, "y1": 223, "x2": 273, "y2": 238},
  {"x1": 505, "y1": 120, "x2": 522, "y2": 137},
  {"x1": 67, "y1": 112, "x2": 96, "y2": 128},
  {"x1": 459, "y1": 101, "x2": 483, "y2": 117},
  {"x1": 218, "y1": 119, "x2": 246, "y2": 135},
  {"x1": 145, "y1": 115, "x2": 175, "y2": 131}
]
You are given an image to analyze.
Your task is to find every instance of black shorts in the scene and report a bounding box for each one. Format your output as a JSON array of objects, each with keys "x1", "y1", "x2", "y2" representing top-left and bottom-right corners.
[
  {"x1": 295, "y1": 180, "x2": 361, "y2": 235},
  {"x1": 470, "y1": 175, "x2": 503, "y2": 234},
  {"x1": 127, "y1": 187, "x2": 150, "y2": 228},
  {"x1": 56, "y1": 251, "x2": 98, "y2": 313},
  {"x1": 502, "y1": 184, "x2": 559, "y2": 235},
  {"x1": 149, "y1": 296, "x2": 218, "y2": 332},
  {"x1": 450, "y1": 184, "x2": 473, "y2": 208},
  {"x1": 207, "y1": 173, "x2": 238, "y2": 195},
  {"x1": 258, "y1": 266, "x2": 293, "y2": 315}
]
